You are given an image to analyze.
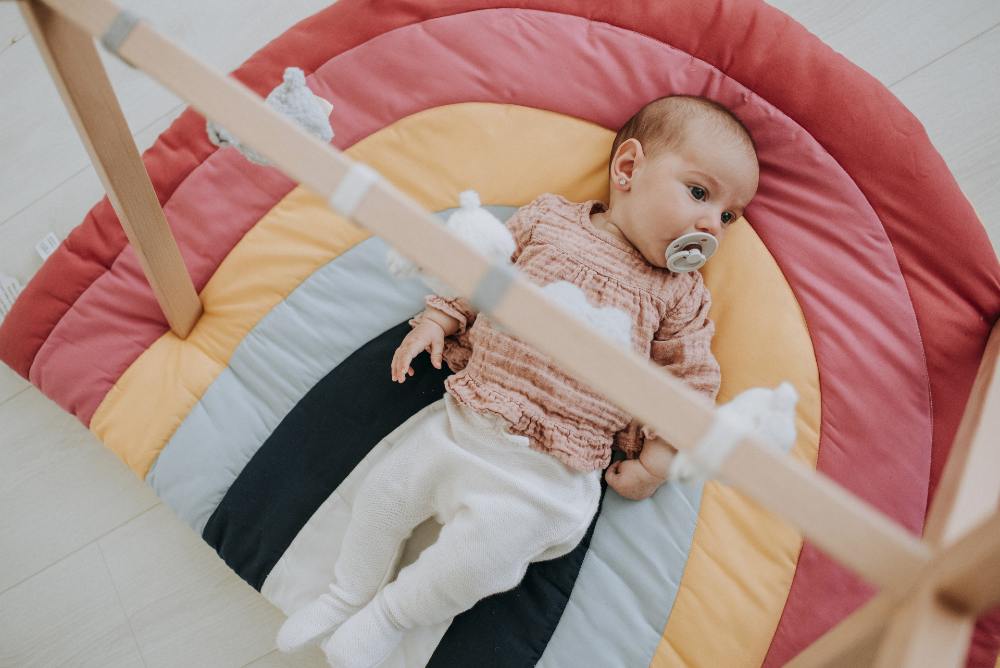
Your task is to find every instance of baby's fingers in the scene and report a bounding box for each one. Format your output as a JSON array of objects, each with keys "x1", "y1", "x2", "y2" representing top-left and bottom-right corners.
[{"x1": 391, "y1": 344, "x2": 415, "y2": 383}]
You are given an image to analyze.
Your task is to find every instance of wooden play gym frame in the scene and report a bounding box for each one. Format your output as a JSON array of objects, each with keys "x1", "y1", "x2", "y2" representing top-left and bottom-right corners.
[{"x1": 14, "y1": 0, "x2": 1000, "y2": 665}]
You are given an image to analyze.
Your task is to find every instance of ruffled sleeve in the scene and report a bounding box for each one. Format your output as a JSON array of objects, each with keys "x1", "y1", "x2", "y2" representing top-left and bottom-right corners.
[
  {"x1": 612, "y1": 274, "x2": 721, "y2": 459},
  {"x1": 651, "y1": 273, "x2": 721, "y2": 400},
  {"x1": 505, "y1": 195, "x2": 540, "y2": 264},
  {"x1": 410, "y1": 295, "x2": 478, "y2": 336},
  {"x1": 611, "y1": 419, "x2": 644, "y2": 459}
]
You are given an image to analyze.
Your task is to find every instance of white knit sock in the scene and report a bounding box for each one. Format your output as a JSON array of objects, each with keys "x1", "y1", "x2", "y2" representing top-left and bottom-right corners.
[
  {"x1": 321, "y1": 596, "x2": 405, "y2": 668},
  {"x1": 276, "y1": 590, "x2": 356, "y2": 653}
]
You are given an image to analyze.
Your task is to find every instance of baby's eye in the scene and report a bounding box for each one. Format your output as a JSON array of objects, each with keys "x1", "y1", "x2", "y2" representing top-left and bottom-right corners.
[
  {"x1": 689, "y1": 185, "x2": 707, "y2": 201},
  {"x1": 721, "y1": 211, "x2": 735, "y2": 225}
]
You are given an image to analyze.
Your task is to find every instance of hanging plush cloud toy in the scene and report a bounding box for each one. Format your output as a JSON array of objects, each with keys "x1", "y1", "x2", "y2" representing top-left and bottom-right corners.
[
  {"x1": 669, "y1": 381, "x2": 799, "y2": 484},
  {"x1": 206, "y1": 66, "x2": 334, "y2": 165},
  {"x1": 386, "y1": 190, "x2": 516, "y2": 299},
  {"x1": 538, "y1": 281, "x2": 633, "y2": 349}
]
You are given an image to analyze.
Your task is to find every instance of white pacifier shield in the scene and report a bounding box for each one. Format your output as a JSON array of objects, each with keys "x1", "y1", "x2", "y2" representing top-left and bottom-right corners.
[{"x1": 665, "y1": 232, "x2": 719, "y2": 272}]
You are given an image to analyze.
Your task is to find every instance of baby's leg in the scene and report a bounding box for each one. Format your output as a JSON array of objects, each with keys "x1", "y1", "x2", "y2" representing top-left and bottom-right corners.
[
  {"x1": 382, "y1": 503, "x2": 542, "y2": 627},
  {"x1": 326, "y1": 457, "x2": 437, "y2": 611},
  {"x1": 322, "y1": 483, "x2": 598, "y2": 668},
  {"x1": 277, "y1": 414, "x2": 440, "y2": 652}
]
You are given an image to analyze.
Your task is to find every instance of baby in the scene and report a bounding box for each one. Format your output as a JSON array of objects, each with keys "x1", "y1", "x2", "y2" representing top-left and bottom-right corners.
[{"x1": 276, "y1": 95, "x2": 760, "y2": 667}]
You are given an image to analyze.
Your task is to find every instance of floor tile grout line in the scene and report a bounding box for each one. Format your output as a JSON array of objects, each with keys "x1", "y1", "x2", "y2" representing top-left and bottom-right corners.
[
  {"x1": 0, "y1": 101, "x2": 187, "y2": 232},
  {"x1": 0, "y1": 31, "x2": 29, "y2": 59},
  {"x1": 0, "y1": 163, "x2": 91, "y2": 232},
  {"x1": 241, "y1": 650, "x2": 275, "y2": 667},
  {"x1": 0, "y1": 502, "x2": 161, "y2": 599},
  {"x1": 0, "y1": 384, "x2": 32, "y2": 409},
  {"x1": 887, "y1": 20, "x2": 1000, "y2": 89},
  {"x1": 97, "y1": 541, "x2": 150, "y2": 668}
]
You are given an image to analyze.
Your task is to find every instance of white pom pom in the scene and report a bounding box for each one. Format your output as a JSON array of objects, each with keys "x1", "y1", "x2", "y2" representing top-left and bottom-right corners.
[
  {"x1": 266, "y1": 67, "x2": 334, "y2": 145},
  {"x1": 283, "y1": 66, "x2": 306, "y2": 87},
  {"x1": 458, "y1": 190, "x2": 481, "y2": 209},
  {"x1": 384, "y1": 190, "x2": 519, "y2": 306},
  {"x1": 773, "y1": 381, "x2": 799, "y2": 410}
]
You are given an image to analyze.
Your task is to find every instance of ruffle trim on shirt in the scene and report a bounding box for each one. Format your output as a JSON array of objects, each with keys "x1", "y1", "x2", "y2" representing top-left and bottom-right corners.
[
  {"x1": 423, "y1": 295, "x2": 476, "y2": 335},
  {"x1": 444, "y1": 374, "x2": 613, "y2": 472}
]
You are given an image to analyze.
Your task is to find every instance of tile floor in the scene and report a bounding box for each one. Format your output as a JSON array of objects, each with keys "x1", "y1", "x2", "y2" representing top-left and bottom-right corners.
[{"x1": 1, "y1": 1, "x2": 998, "y2": 666}]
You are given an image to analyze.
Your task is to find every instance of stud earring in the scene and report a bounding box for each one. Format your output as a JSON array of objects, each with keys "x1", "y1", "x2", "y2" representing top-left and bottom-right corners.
[{"x1": 618, "y1": 177, "x2": 627, "y2": 186}]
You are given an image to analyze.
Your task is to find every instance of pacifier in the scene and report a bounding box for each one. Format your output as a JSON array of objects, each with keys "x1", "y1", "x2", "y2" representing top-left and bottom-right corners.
[{"x1": 665, "y1": 232, "x2": 718, "y2": 272}]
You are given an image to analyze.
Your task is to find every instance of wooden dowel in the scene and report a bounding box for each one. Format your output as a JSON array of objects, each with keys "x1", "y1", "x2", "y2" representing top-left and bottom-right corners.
[
  {"x1": 37, "y1": 0, "x2": 931, "y2": 591},
  {"x1": 785, "y1": 594, "x2": 892, "y2": 667},
  {"x1": 923, "y1": 320, "x2": 1000, "y2": 546},
  {"x1": 789, "y1": 509, "x2": 1000, "y2": 667},
  {"x1": 870, "y1": 321, "x2": 1000, "y2": 667},
  {"x1": 933, "y1": 509, "x2": 1000, "y2": 616},
  {"x1": 18, "y1": 0, "x2": 202, "y2": 338},
  {"x1": 872, "y1": 586, "x2": 970, "y2": 668}
]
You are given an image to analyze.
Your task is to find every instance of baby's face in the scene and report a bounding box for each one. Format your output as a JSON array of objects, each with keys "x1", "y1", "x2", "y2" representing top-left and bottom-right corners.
[{"x1": 610, "y1": 121, "x2": 759, "y2": 269}]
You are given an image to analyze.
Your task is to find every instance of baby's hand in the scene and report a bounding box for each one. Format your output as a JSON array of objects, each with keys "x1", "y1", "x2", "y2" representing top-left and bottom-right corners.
[
  {"x1": 605, "y1": 457, "x2": 666, "y2": 500},
  {"x1": 391, "y1": 320, "x2": 445, "y2": 383}
]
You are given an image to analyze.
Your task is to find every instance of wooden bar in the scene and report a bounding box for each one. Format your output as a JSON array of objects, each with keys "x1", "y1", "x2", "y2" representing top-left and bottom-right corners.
[
  {"x1": 18, "y1": 0, "x2": 202, "y2": 338},
  {"x1": 872, "y1": 587, "x2": 970, "y2": 668},
  {"x1": 790, "y1": 324, "x2": 1000, "y2": 667},
  {"x1": 870, "y1": 321, "x2": 1000, "y2": 666},
  {"x1": 793, "y1": 322, "x2": 1000, "y2": 666},
  {"x1": 721, "y1": 437, "x2": 930, "y2": 590},
  {"x1": 872, "y1": 510, "x2": 1000, "y2": 668},
  {"x1": 30, "y1": 0, "x2": 936, "y2": 592},
  {"x1": 785, "y1": 594, "x2": 894, "y2": 667},
  {"x1": 933, "y1": 509, "x2": 1000, "y2": 616},
  {"x1": 789, "y1": 509, "x2": 1000, "y2": 667},
  {"x1": 923, "y1": 320, "x2": 1000, "y2": 547}
]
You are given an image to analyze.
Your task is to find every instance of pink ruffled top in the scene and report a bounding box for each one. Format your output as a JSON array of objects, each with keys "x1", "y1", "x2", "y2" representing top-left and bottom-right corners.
[{"x1": 409, "y1": 193, "x2": 721, "y2": 472}]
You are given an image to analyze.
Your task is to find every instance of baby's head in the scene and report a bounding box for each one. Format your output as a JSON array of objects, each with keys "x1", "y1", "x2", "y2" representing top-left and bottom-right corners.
[{"x1": 599, "y1": 95, "x2": 759, "y2": 270}]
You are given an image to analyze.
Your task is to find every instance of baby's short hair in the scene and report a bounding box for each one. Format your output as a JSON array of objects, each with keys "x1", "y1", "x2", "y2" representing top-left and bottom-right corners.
[{"x1": 609, "y1": 95, "x2": 756, "y2": 171}]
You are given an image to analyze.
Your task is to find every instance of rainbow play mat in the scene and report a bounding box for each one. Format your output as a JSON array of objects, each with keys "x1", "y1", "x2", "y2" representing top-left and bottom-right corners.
[{"x1": 2, "y1": 1, "x2": 999, "y2": 665}]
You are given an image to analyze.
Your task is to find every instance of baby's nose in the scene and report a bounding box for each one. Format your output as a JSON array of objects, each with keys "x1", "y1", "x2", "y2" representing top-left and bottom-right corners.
[{"x1": 694, "y1": 215, "x2": 722, "y2": 237}]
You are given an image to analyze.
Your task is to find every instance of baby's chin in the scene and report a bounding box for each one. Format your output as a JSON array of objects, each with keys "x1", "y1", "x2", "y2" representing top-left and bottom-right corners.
[{"x1": 641, "y1": 245, "x2": 669, "y2": 269}]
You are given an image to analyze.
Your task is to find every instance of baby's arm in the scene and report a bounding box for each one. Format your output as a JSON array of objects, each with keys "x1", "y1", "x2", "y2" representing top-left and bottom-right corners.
[
  {"x1": 421, "y1": 306, "x2": 461, "y2": 337},
  {"x1": 607, "y1": 274, "x2": 720, "y2": 498},
  {"x1": 392, "y1": 306, "x2": 463, "y2": 382}
]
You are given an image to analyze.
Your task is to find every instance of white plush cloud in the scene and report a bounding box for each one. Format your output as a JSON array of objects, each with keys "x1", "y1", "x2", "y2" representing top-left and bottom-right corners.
[{"x1": 539, "y1": 281, "x2": 633, "y2": 349}]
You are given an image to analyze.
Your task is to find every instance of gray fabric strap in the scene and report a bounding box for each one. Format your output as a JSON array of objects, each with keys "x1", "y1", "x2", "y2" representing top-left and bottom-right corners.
[
  {"x1": 100, "y1": 10, "x2": 140, "y2": 65},
  {"x1": 328, "y1": 163, "x2": 381, "y2": 217},
  {"x1": 470, "y1": 262, "x2": 517, "y2": 313}
]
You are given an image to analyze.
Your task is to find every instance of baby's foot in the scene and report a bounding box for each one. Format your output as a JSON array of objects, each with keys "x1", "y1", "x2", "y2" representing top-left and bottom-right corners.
[
  {"x1": 321, "y1": 597, "x2": 405, "y2": 668},
  {"x1": 276, "y1": 592, "x2": 354, "y2": 653}
]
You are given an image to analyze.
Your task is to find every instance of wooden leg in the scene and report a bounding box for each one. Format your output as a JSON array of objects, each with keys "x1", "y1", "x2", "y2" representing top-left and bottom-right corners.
[
  {"x1": 873, "y1": 587, "x2": 972, "y2": 668},
  {"x1": 785, "y1": 595, "x2": 893, "y2": 667},
  {"x1": 872, "y1": 324, "x2": 1000, "y2": 666},
  {"x1": 18, "y1": 0, "x2": 202, "y2": 338}
]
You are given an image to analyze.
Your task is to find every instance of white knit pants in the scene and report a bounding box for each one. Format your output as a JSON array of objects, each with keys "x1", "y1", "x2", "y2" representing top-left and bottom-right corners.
[{"x1": 326, "y1": 393, "x2": 602, "y2": 631}]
